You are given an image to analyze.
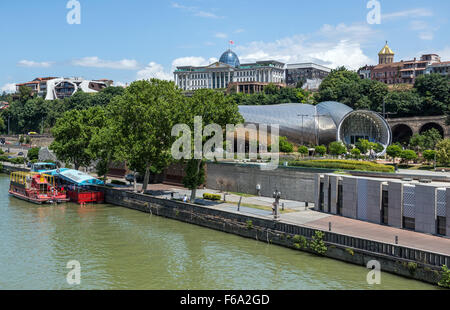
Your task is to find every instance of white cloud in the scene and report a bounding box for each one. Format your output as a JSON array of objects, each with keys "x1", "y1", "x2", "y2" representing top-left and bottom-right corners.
[
  {"x1": 72, "y1": 57, "x2": 139, "y2": 70},
  {"x1": 418, "y1": 32, "x2": 434, "y2": 41},
  {"x1": 215, "y1": 32, "x2": 228, "y2": 39},
  {"x1": 1, "y1": 83, "x2": 16, "y2": 93},
  {"x1": 235, "y1": 23, "x2": 376, "y2": 70},
  {"x1": 171, "y1": 2, "x2": 222, "y2": 19},
  {"x1": 382, "y1": 8, "x2": 433, "y2": 21},
  {"x1": 17, "y1": 60, "x2": 53, "y2": 68},
  {"x1": 137, "y1": 62, "x2": 173, "y2": 81}
]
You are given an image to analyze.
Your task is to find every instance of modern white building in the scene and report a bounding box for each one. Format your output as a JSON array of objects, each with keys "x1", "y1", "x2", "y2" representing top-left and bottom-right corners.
[
  {"x1": 45, "y1": 77, "x2": 109, "y2": 100},
  {"x1": 16, "y1": 77, "x2": 112, "y2": 100},
  {"x1": 174, "y1": 49, "x2": 286, "y2": 92}
]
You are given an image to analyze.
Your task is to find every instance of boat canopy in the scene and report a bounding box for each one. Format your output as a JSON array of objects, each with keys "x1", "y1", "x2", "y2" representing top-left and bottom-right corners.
[
  {"x1": 31, "y1": 162, "x2": 57, "y2": 172},
  {"x1": 46, "y1": 169, "x2": 104, "y2": 186}
]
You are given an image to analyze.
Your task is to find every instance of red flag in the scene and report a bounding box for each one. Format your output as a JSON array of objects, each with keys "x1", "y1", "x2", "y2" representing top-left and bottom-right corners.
[{"x1": 229, "y1": 40, "x2": 234, "y2": 45}]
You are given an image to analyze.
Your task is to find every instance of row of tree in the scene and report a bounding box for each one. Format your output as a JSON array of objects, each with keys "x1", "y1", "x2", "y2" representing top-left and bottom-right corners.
[
  {"x1": 50, "y1": 79, "x2": 244, "y2": 202},
  {"x1": 0, "y1": 86, "x2": 125, "y2": 134}
]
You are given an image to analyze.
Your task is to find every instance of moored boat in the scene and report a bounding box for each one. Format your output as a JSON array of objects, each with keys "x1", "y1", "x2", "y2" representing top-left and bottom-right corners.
[{"x1": 9, "y1": 172, "x2": 70, "y2": 204}]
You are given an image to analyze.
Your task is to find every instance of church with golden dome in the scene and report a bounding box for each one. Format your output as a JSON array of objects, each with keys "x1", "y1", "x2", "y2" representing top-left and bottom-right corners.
[
  {"x1": 378, "y1": 41, "x2": 395, "y2": 65},
  {"x1": 360, "y1": 42, "x2": 442, "y2": 85}
]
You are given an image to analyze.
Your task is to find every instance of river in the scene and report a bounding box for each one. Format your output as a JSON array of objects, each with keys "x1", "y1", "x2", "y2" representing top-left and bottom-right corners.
[{"x1": 0, "y1": 175, "x2": 437, "y2": 290}]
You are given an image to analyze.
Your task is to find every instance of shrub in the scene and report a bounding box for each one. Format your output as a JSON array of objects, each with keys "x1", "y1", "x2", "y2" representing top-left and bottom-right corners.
[
  {"x1": 356, "y1": 139, "x2": 370, "y2": 154},
  {"x1": 289, "y1": 159, "x2": 394, "y2": 173},
  {"x1": 436, "y1": 139, "x2": 450, "y2": 167},
  {"x1": 315, "y1": 145, "x2": 327, "y2": 157},
  {"x1": 328, "y1": 142, "x2": 347, "y2": 156},
  {"x1": 309, "y1": 231, "x2": 327, "y2": 255},
  {"x1": 203, "y1": 193, "x2": 222, "y2": 201},
  {"x1": 400, "y1": 150, "x2": 418, "y2": 164},
  {"x1": 246, "y1": 220, "x2": 253, "y2": 230},
  {"x1": 438, "y1": 265, "x2": 450, "y2": 288},
  {"x1": 279, "y1": 136, "x2": 294, "y2": 153},
  {"x1": 351, "y1": 148, "x2": 361, "y2": 159},
  {"x1": 292, "y1": 235, "x2": 308, "y2": 249},
  {"x1": 298, "y1": 145, "x2": 309, "y2": 156},
  {"x1": 407, "y1": 262, "x2": 418, "y2": 275}
]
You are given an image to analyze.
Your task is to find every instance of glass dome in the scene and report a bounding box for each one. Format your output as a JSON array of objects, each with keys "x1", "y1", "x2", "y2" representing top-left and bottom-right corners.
[{"x1": 219, "y1": 49, "x2": 240, "y2": 67}]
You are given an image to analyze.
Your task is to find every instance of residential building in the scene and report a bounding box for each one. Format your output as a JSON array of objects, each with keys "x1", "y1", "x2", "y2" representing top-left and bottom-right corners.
[
  {"x1": 45, "y1": 77, "x2": 110, "y2": 100},
  {"x1": 174, "y1": 49, "x2": 286, "y2": 92},
  {"x1": 426, "y1": 61, "x2": 450, "y2": 76},
  {"x1": 16, "y1": 77, "x2": 57, "y2": 96},
  {"x1": 371, "y1": 42, "x2": 442, "y2": 85},
  {"x1": 285, "y1": 63, "x2": 331, "y2": 90},
  {"x1": 357, "y1": 65, "x2": 374, "y2": 79}
]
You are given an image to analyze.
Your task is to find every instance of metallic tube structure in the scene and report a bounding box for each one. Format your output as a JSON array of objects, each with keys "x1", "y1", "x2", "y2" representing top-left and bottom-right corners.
[{"x1": 238, "y1": 101, "x2": 392, "y2": 155}]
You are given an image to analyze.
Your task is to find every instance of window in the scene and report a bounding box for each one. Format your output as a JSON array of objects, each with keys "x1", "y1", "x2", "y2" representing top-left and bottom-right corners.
[
  {"x1": 328, "y1": 183, "x2": 331, "y2": 213},
  {"x1": 337, "y1": 184, "x2": 343, "y2": 215},
  {"x1": 437, "y1": 217, "x2": 446, "y2": 236},
  {"x1": 403, "y1": 217, "x2": 415, "y2": 231},
  {"x1": 381, "y1": 190, "x2": 388, "y2": 225},
  {"x1": 319, "y1": 182, "x2": 324, "y2": 212}
]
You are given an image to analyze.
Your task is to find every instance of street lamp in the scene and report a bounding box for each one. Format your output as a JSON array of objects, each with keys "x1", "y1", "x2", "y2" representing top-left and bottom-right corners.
[{"x1": 273, "y1": 189, "x2": 282, "y2": 220}]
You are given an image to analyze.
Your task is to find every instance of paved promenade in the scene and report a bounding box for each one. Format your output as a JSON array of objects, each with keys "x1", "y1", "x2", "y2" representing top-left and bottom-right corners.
[{"x1": 118, "y1": 183, "x2": 450, "y2": 256}]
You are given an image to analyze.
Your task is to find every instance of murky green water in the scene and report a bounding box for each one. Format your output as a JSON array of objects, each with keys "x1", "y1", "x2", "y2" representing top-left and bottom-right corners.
[{"x1": 0, "y1": 175, "x2": 437, "y2": 290}]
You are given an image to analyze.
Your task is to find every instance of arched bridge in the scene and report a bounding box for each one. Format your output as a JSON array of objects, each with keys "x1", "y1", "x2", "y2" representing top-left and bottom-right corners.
[{"x1": 387, "y1": 115, "x2": 450, "y2": 144}]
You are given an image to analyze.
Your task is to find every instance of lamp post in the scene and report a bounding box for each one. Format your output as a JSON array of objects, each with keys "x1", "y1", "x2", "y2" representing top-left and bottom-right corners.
[{"x1": 273, "y1": 189, "x2": 281, "y2": 220}]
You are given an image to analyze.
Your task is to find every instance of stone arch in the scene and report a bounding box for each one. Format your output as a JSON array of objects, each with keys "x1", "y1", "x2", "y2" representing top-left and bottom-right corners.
[
  {"x1": 419, "y1": 122, "x2": 445, "y2": 138},
  {"x1": 391, "y1": 124, "x2": 413, "y2": 145}
]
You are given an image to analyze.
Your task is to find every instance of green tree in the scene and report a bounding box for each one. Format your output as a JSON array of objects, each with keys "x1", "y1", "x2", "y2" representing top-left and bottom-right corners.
[
  {"x1": 27, "y1": 147, "x2": 40, "y2": 161},
  {"x1": 422, "y1": 150, "x2": 436, "y2": 164},
  {"x1": 356, "y1": 139, "x2": 370, "y2": 155},
  {"x1": 386, "y1": 145, "x2": 402, "y2": 164},
  {"x1": 50, "y1": 107, "x2": 106, "y2": 170},
  {"x1": 351, "y1": 148, "x2": 361, "y2": 159},
  {"x1": 298, "y1": 145, "x2": 309, "y2": 157},
  {"x1": 279, "y1": 136, "x2": 294, "y2": 153},
  {"x1": 315, "y1": 145, "x2": 327, "y2": 157},
  {"x1": 107, "y1": 79, "x2": 185, "y2": 193},
  {"x1": 328, "y1": 141, "x2": 347, "y2": 156},
  {"x1": 180, "y1": 89, "x2": 244, "y2": 202},
  {"x1": 414, "y1": 74, "x2": 450, "y2": 116},
  {"x1": 436, "y1": 139, "x2": 450, "y2": 167},
  {"x1": 400, "y1": 150, "x2": 418, "y2": 165}
]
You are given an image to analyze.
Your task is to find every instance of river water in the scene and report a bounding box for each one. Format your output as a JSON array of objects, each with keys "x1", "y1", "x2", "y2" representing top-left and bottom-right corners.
[{"x1": 0, "y1": 175, "x2": 437, "y2": 290}]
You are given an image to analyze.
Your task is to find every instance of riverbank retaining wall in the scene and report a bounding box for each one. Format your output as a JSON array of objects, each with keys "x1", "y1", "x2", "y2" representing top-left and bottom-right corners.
[
  {"x1": 103, "y1": 186, "x2": 449, "y2": 287},
  {"x1": 205, "y1": 162, "x2": 331, "y2": 203}
]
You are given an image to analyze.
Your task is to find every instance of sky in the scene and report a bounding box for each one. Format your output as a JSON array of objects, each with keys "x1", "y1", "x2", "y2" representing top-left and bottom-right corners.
[{"x1": 0, "y1": 0, "x2": 449, "y2": 92}]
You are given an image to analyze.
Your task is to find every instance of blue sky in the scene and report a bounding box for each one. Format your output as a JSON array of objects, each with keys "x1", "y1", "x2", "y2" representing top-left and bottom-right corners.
[{"x1": 1, "y1": 0, "x2": 449, "y2": 92}]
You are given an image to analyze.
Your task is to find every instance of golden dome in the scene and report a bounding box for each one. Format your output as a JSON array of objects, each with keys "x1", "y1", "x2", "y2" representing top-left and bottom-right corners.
[{"x1": 379, "y1": 42, "x2": 394, "y2": 55}]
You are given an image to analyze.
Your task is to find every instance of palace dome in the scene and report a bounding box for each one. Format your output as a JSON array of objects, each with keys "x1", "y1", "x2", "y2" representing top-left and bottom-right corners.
[{"x1": 219, "y1": 49, "x2": 240, "y2": 67}]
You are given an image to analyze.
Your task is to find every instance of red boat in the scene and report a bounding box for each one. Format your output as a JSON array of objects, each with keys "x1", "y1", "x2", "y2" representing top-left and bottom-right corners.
[{"x1": 9, "y1": 172, "x2": 70, "y2": 204}]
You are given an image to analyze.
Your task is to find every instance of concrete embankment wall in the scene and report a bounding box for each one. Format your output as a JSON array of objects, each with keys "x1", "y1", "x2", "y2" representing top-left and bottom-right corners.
[
  {"x1": 103, "y1": 187, "x2": 448, "y2": 286},
  {"x1": 205, "y1": 162, "x2": 331, "y2": 203}
]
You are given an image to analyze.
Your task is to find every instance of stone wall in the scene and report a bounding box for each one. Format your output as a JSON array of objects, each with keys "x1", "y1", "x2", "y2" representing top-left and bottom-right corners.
[{"x1": 206, "y1": 162, "x2": 328, "y2": 203}]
